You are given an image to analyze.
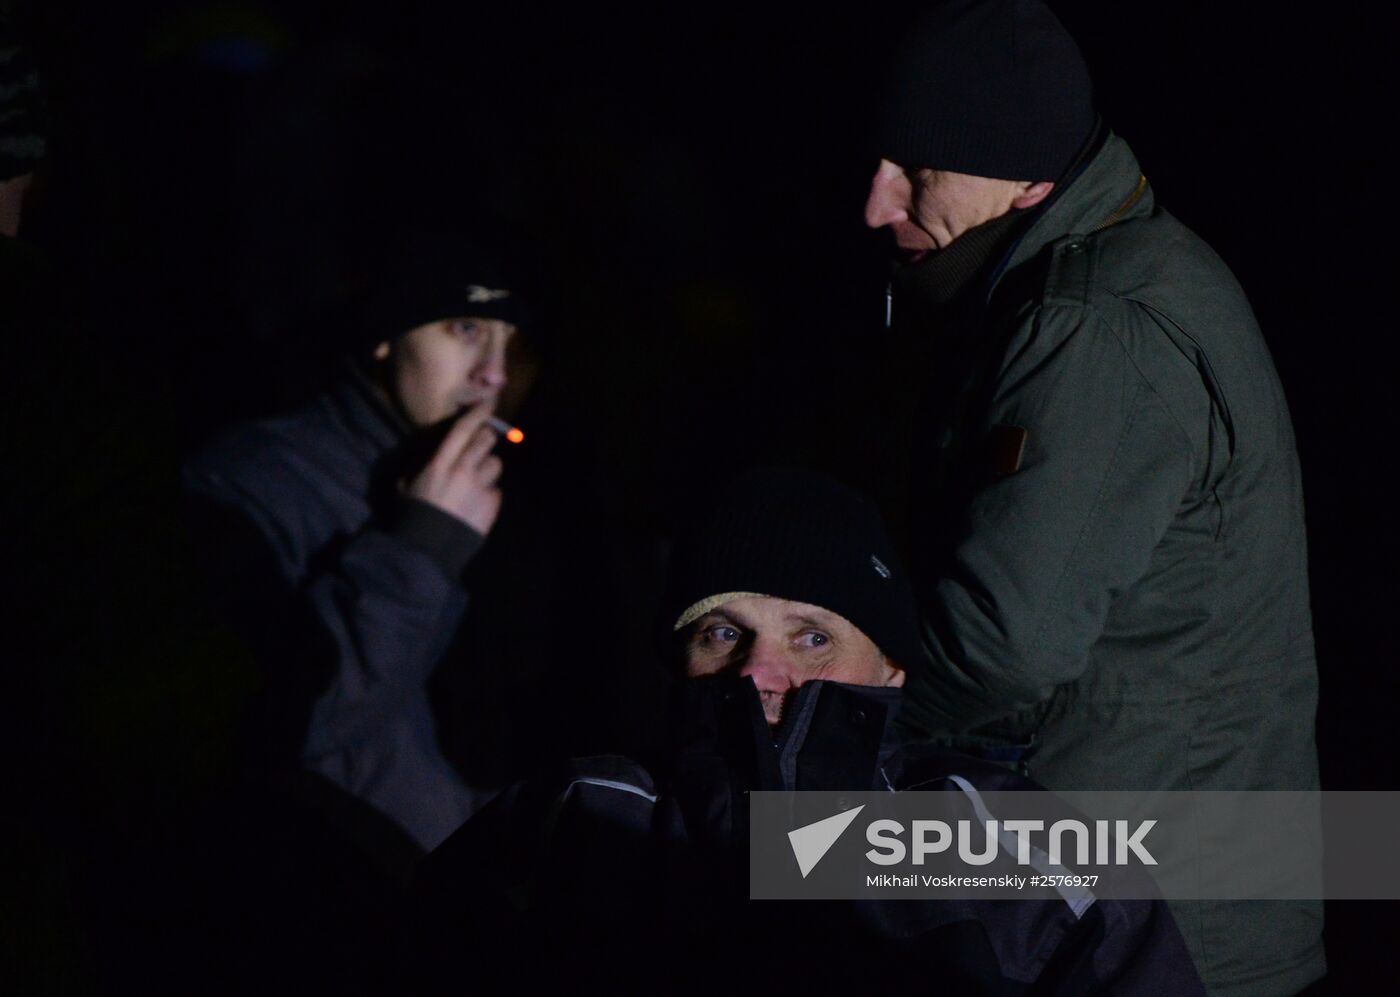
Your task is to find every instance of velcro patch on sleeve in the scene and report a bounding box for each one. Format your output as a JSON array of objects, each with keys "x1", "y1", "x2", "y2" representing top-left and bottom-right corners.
[{"x1": 985, "y1": 424, "x2": 1028, "y2": 478}]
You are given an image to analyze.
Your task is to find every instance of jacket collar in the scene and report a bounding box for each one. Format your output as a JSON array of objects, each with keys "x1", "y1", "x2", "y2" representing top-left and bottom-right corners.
[
  {"x1": 668, "y1": 675, "x2": 905, "y2": 793},
  {"x1": 995, "y1": 128, "x2": 1155, "y2": 287},
  {"x1": 320, "y1": 359, "x2": 413, "y2": 464},
  {"x1": 894, "y1": 203, "x2": 1031, "y2": 310},
  {"x1": 772, "y1": 679, "x2": 905, "y2": 791}
]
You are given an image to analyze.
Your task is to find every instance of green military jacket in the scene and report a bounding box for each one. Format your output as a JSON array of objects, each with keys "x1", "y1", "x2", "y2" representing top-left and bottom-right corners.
[{"x1": 897, "y1": 131, "x2": 1324, "y2": 997}]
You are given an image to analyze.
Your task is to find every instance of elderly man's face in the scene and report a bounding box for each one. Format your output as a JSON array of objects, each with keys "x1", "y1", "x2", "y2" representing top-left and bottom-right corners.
[
  {"x1": 684, "y1": 596, "x2": 905, "y2": 726},
  {"x1": 864, "y1": 159, "x2": 1054, "y2": 260}
]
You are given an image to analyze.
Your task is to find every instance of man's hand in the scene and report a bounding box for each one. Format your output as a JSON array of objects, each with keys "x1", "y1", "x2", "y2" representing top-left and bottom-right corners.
[{"x1": 405, "y1": 405, "x2": 505, "y2": 536}]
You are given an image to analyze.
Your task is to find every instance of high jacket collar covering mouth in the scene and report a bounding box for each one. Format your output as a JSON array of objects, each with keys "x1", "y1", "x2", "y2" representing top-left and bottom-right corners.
[{"x1": 669, "y1": 675, "x2": 905, "y2": 793}]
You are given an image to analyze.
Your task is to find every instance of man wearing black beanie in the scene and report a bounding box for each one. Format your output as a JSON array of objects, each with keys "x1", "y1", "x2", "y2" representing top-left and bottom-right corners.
[
  {"x1": 407, "y1": 467, "x2": 1204, "y2": 994},
  {"x1": 176, "y1": 229, "x2": 528, "y2": 988},
  {"x1": 864, "y1": 3, "x2": 1323, "y2": 995},
  {"x1": 185, "y1": 229, "x2": 524, "y2": 854},
  {"x1": 666, "y1": 467, "x2": 919, "y2": 726}
]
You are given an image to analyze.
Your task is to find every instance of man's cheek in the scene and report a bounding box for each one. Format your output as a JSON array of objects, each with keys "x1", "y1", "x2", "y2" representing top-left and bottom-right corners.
[{"x1": 683, "y1": 651, "x2": 722, "y2": 677}]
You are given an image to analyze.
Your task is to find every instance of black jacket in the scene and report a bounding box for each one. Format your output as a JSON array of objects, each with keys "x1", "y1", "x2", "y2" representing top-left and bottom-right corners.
[
  {"x1": 410, "y1": 676, "x2": 1203, "y2": 995},
  {"x1": 184, "y1": 368, "x2": 490, "y2": 850}
]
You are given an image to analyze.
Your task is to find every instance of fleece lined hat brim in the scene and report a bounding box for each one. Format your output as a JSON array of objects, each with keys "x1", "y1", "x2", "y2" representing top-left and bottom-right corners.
[{"x1": 666, "y1": 467, "x2": 924, "y2": 670}]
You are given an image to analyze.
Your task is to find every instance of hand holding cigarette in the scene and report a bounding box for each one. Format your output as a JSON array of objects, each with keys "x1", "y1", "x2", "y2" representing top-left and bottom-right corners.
[{"x1": 405, "y1": 404, "x2": 510, "y2": 536}]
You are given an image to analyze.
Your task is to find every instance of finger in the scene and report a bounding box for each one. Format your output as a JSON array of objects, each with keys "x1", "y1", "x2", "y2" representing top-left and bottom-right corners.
[
  {"x1": 476, "y1": 454, "x2": 504, "y2": 489},
  {"x1": 454, "y1": 424, "x2": 499, "y2": 471},
  {"x1": 434, "y1": 403, "x2": 496, "y2": 465}
]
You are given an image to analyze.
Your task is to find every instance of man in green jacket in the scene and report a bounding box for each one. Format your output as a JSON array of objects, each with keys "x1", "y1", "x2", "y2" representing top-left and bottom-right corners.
[{"x1": 862, "y1": 2, "x2": 1323, "y2": 994}]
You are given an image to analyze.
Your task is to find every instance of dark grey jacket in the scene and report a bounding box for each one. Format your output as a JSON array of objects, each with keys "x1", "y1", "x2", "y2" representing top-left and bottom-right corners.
[
  {"x1": 411, "y1": 676, "x2": 1204, "y2": 996},
  {"x1": 184, "y1": 370, "x2": 491, "y2": 851},
  {"x1": 897, "y1": 131, "x2": 1323, "y2": 996}
]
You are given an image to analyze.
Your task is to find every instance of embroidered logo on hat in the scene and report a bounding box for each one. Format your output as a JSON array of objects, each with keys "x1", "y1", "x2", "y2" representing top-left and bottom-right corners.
[
  {"x1": 871, "y1": 555, "x2": 892, "y2": 579},
  {"x1": 466, "y1": 284, "x2": 511, "y2": 303}
]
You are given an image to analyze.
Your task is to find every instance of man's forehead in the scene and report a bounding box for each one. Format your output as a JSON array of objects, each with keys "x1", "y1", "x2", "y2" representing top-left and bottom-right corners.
[
  {"x1": 402, "y1": 316, "x2": 517, "y2": 335},
  {"x1": 694, "y1": 595, "x2": 850, "y2": 628},
  {"x1": 445, "y1": 316, "x2": 516, "y2": 330}
]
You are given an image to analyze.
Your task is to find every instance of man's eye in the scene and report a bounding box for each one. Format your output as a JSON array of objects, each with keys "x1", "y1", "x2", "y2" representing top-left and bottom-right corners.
[
  {"x1": 451, "y1": 321, "x2": 483, "y2": 340},
  {"x1": 703, "y1": 625, "x2": 740, "y2": 643},
  {"x1": 798, "y1": 632, "x2": 830, "y2": 648}
]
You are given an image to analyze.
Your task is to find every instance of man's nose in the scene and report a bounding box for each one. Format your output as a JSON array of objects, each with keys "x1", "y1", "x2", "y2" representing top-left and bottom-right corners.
[
  {"x1": 864, "y1": 160, "x2": 908, "y2": 229},
  {"x1": 472, "y1": 331, "x2": 508, "y2": 390},
  {"x1": 737, "y1": 638, "x2": 799, "y2": 694}
]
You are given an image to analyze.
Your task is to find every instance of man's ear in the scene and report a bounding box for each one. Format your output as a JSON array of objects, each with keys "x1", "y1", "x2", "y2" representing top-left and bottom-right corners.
[
  {"x1": 1011, "y1": 180, "x2": 1055, "y2": 210},
  {"x1": 372, "y1": 340, "x2": 391, "y2": 362},
  {"x1": 884, "y1": 658, "x2": 907, "y2": 688}
]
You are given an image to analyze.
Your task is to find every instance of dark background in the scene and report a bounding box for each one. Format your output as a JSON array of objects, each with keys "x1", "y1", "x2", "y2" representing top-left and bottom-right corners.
[{"x1": 7, "y1": 1, "x2": 1397, "y2": 991}]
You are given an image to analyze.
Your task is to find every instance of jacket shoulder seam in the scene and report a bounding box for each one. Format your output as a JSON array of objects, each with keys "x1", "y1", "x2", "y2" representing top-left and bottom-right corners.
[{"x1": 1079, "y1": 303, "x2": 1200, "y2": 485}]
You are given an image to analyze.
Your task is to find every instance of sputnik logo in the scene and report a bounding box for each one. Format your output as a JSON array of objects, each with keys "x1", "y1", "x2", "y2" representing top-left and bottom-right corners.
[{"x1": 788, "y1": 805, "x2": 866, "y2": 878}]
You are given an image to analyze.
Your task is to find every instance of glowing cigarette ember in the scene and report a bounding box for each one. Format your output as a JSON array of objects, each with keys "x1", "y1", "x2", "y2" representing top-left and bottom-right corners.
[{"x1": 486, "y1": 415, "x2": 525, "y2": 445}]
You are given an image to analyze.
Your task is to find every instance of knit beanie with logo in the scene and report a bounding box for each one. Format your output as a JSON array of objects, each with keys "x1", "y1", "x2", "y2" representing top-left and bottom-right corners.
[
  {"x1": 349, "y1": 228, "x2": 526, "y2": 349},
  {"x1": 667, "y1": 467, "x2": 924, "y2": 669}
]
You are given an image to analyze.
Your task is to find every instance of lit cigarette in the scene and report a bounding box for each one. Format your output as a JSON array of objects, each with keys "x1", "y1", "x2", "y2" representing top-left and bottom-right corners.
[{"x1": 486, "y1": 415, "x2": 525, "y2": 445}]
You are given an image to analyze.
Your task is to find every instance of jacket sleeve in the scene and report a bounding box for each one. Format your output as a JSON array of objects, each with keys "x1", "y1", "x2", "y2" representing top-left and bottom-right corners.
[
  {"x1": 1077, "y1": 898, "x2": 1207, "y2": 996},
  {"x1": 185, "y1": 470, "x2": 481, "y2": 763},
  {"x1": 402, "y1": 757, "x2": 661, "y2": 993},
  {"x1": 902, "y1": 302, "x2": 1196, "y2": 737}
]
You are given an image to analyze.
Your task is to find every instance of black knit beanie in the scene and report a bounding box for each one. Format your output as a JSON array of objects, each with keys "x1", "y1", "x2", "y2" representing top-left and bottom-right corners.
[
  {"x1": 666, "y1": 468, "x2": 924, "y2": 669},
  {"x1": 349, "y1": 229, "x2": 526, "y2": 348},
  {"x1": 879, "y1": 0, "x2": 1096, "y2": 181}
]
